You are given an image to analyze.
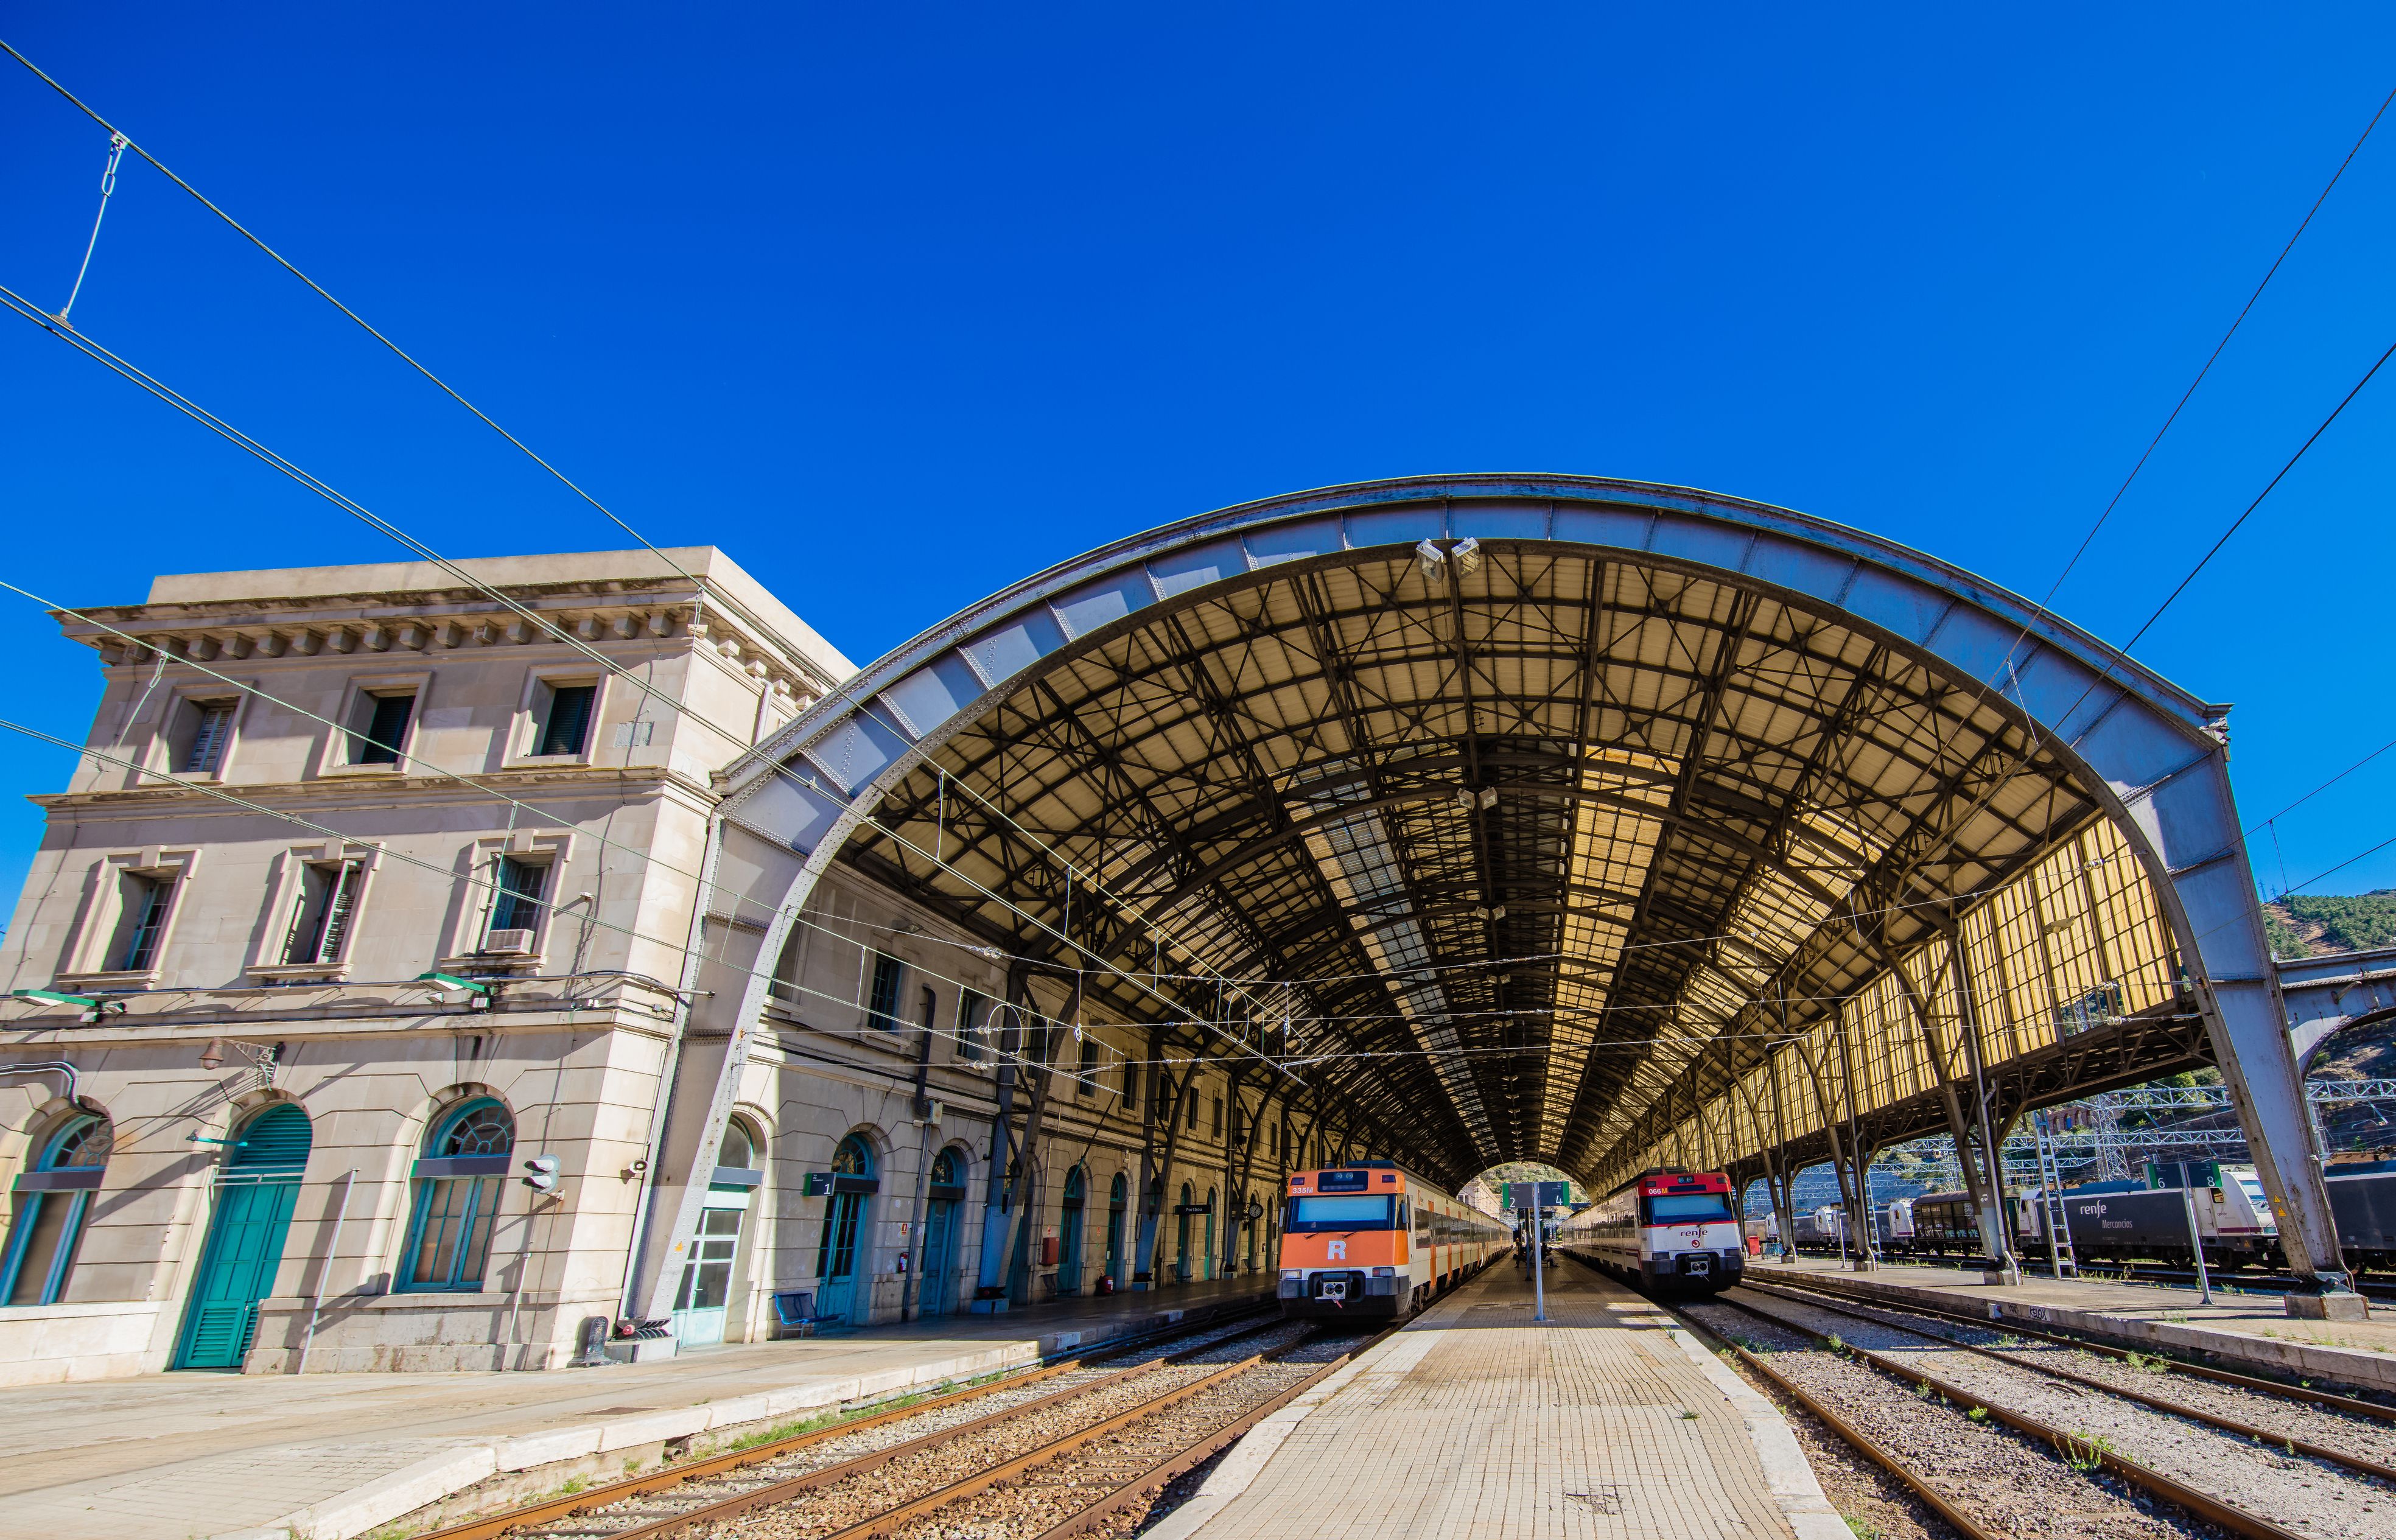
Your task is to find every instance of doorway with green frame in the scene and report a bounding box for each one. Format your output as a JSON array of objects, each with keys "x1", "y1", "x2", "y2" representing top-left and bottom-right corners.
[
  {"x1": 1056, "y1": 1166, "x2": 1086, "y2": 1294},
  {"x1": 175, "y1": 1104, "x2": 311, "y2": 1369},
  {"x1": 919, "y1": 1147, "x2": 965, "y2": 1317},
  {"x1": 813, "y1": 1134, "x2": 875, "y2": 1325}
]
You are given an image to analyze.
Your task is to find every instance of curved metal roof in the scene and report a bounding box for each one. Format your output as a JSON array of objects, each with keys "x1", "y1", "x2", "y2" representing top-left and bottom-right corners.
[{"x1": 724, "y1": 476, "x2": 2240, "y2": 1188}]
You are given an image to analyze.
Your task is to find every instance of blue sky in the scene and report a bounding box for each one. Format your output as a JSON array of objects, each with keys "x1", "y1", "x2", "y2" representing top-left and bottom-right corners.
[{"x1": 2, "y1": 5, "x2": 2394, "y2": 908}]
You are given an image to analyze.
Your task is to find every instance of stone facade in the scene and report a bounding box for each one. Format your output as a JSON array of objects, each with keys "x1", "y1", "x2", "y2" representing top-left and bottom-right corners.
[{"x1": 0, "y1": 547, "x2": 1331, "y2": 1385}]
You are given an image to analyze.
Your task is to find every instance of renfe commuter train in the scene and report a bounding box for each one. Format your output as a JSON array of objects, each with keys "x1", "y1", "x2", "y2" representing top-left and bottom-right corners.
[
  {"x1": 1557, "y1": 1167, "x2": 1745, "y2": 1294},
  {"x1": 1277, "y1": 1161, "x2": 1513, "y2": 1318}
]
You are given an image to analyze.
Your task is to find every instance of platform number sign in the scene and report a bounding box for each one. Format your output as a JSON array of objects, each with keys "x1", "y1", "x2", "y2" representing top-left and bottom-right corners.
[{"x1": 1504, "y1": 1180, "x2": 1569, "y2": 1211}]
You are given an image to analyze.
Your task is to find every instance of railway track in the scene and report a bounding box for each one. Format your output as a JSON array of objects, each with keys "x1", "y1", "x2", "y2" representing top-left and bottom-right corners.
[
  {"x1": 1790, "y1": 1253, "x2": 2396, "y2": 1302},
  {"x1": 420, "y1": 1311, "x2": 1379, "y2": 1540},
  {"x1": 1689, "y1": 1281, "x2": 2396, "y2": 1540}
]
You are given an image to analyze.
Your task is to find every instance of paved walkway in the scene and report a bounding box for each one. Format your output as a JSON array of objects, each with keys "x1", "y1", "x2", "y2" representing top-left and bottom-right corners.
[
  {"x1": 1768, "y1": 1254, "x2": 2396, "y2": 1394},
  {"x1": 1157, "y1": 1262, "x2": 1843, "y2": 1540},
  {"x1": 0, "y1": 1278, "x2": 1267, "y2": 1540}
]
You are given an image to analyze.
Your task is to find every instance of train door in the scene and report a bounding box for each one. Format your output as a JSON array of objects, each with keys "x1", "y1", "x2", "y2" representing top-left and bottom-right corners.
[
  {"x1": 176, "y1": 1104, "x2": 310, "y2": 1369},
  {"x1": 814, "y1": 1135, "x2": 874, "y2": 1324},
  {"x1": 1057, "y1": 1166, "x2": 1086, "y2": 1295}
]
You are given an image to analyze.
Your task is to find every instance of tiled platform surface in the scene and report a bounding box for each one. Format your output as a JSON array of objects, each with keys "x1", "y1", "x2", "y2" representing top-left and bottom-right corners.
[
  {"x1": 1764, "y1": 1255, "x2": 2396, "y2": 1394},
  {"x1": 1158, "y1": 1261, "x2": 1843, "y2": 1540},
  {"x1": 0, "y1": 1279, "x2": 1267, "y2": 1540}
]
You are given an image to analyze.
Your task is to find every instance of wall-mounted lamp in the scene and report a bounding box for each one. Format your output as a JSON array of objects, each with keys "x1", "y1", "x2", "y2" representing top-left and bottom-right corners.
[{"x1": 416, "y1": 971, "x2": 496, "y2": 1007}]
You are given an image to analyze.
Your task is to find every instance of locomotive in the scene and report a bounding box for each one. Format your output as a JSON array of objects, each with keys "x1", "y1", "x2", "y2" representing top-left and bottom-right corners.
[
  {"x1": 1557, "y1": 1167, "x2": 1744, "y2": 1294},
  {"x1": 1275, "y1": 1161, "x2": 1512, "y2": 1319}
]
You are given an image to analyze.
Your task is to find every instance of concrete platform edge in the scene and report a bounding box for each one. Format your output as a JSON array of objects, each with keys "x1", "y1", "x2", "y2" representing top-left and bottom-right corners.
[
  {"x1": 200, "y1": 1292, "x2": 1270, "y2": 1540},
  {"x1": 1791, "y1": 1271, "x2": 2396, "y2": 1397},
  {"x1": 1656, "y1": 1312, "x2": 1851, "y2": 1540}
]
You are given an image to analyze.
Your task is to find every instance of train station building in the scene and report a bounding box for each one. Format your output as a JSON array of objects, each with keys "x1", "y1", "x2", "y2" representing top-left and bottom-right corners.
[{"x1": 0, "y1": 474, "x2": 2368, "y2": 1393}]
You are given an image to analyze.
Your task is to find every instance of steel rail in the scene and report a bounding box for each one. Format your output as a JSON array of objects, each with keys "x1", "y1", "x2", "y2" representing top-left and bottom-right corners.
[
  {"x1": 777, "y1": 1348, "x2": 1282, "y2": 1540},
  {"x1": 414, "y1": 1303, "x2": 1280, "y2": 1540},
  {"x1": 1667, "y1": 1309, "x2": 2004, "y2": 1540},
  {"x1": 1025, "y1": 1325, "x2": 1397, "y2": 1540},
  {"x1": 1754, "y1": 1270, "x2": 2396, "y2": 1421},
  {"x1": 1703, "y1": 1292, "x2": 2314, "y2": 1540},
  {"x1": 1735, "y1": 1279, "x2": 2396, "y2": 1485}
]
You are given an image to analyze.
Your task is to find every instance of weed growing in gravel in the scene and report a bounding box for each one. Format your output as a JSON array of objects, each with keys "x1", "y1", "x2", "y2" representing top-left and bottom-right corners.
[
  {"x1": 2125, "y1": 1352, "x2": 2168, "y2": 1373},
  {"x1": 558, "y1": 1476, "x2": 588, "y2": 1496},
  {"x1": 1844, "y1": 1517, "x2": 1882, "y2": 1539},
  {"x1": 1995, "y1": 1335, "x2": 2025, "y2": 1348},
  {"x1": 1826, "y1": 1334, "x2": 1846, "y2": 1354},
  {"x1": 2062, "y1": 1433, "x2": 2115, "y2": 1472},
  {"x1": 1969, "y1": 1407, "x2": 1989, "y2": 1422},
  {"x1": 1914, "y1": 1381, "x2": 1936, "y2": 1401}
]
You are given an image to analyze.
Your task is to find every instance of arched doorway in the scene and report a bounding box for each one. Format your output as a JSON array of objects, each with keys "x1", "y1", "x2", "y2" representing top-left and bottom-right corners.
[
  {"x1": 814, "y1": 1134, "x2": 875, "y2": 1323},
  {"x1": 1174, "y1": 1181, "x2": 1193, "y2": 1283},
  {"x1": 177, "y1": 1103, "x2": 311, "y2": 1369},
  {"x1": 1, "y1": 1110, "x2": 111, "y2": 1306},
  {"x1": 1105, "y1": 1171, "x2": 1127, "y2": 1287},
  {"x1": 674, "y1": 1120, "x2": 762, "y2": 1346},
  {"x1": 1057, "y1": 1165, "x2": 1087, "y2": 1295},
  {"x1": 921, "y1": 1147, "x2": 965, "y2": 1317},
  {"x1": 400, "y1": 1099, "x2": 514, "y2": 1292}
]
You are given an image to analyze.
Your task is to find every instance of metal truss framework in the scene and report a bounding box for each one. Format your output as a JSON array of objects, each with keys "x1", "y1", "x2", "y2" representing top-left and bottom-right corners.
[{"x1": 652, "y1": 475, "x2": 2355, "y2": 1312}]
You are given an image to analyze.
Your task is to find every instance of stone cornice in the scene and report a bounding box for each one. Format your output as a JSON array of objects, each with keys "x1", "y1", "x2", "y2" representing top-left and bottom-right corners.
[
  {"x1": 29, "y1": 762, "x2": 722, "y2": 814},
  {"x1": 55, "y1": 584, "x2": 833, "y2": 704}
]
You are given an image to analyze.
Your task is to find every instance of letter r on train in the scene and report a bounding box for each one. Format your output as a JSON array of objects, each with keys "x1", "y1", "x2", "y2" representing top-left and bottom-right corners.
[{"x1": 1328, "y1": 1241, "x2": 1347, "y2": 1259}]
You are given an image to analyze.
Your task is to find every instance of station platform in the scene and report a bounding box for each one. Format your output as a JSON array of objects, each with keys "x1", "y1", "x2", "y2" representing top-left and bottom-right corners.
[
  {"x1": 1154, "y1": 1261, "x2": 1844, "y2": 1540},
  {"x1": 0, "y1": 1277, "x2": 1268, "y2": 1540},
  {"x1": 1761, "y1": 1254, "x2": 2396, "y2": 1396}
]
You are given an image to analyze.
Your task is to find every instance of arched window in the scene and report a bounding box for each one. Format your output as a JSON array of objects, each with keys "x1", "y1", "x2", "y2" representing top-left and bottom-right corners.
[
  {"x1": 719, "y1": 1120, "x2": 758, "y2": 1172},
  {"x1": 2, "y1": 1113, "x2": 111, "y2": 1306},
  {"x1": 401, "y1": 1099, "x2": 514, "y2": 1292}
]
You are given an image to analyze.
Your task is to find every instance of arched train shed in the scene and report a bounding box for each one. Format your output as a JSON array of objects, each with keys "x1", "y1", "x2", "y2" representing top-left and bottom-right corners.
[{"x1": 638, "y1": 474, "x2": 2355, "y2": 1311}]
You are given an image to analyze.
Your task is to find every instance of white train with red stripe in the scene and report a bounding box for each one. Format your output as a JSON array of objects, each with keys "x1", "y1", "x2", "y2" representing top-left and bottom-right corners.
[{"x1": 1557, "y1": 1167, "x2": 1743, "y2": 1295}]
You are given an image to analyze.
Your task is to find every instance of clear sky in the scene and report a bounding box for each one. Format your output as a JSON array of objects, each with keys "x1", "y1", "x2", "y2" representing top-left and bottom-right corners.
[{"x1": 2, "y1": 5, "x2": 2394, "y2": 910}]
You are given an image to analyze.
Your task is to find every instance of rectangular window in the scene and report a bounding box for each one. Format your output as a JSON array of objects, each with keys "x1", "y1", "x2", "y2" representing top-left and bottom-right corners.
[
  {"x1": 282, "y1": 860, "x2": 363, "y2": 965},
  {"x1": 404, "y1": 1175, "x2": 500, "y2": 1290},
  {"x1": 1077, "y1": 1034, "x2": 1099, "y2": 1094},
  {"x1": 1283, "y1": 1194, "x2": 1395, "y2": 1231},
  {"x1": 535, "y1": 682, "x2": 597, "y2": 757},
  {"x1": 1211, "y1": 1095, "x2": 1223, "y2": 1136},
  {"x1": 349, "y1": 691, "x2": 415, "y2": 766},
  {"x1": 113, "y1": 873, "x2": 173, "y2": 971},
  {"x1": 866, "y1": 952, "x2": 904, "y2": 1032},
  {"x1": 1185, "y1": 1081, "x2": 1199, "y2": 1129},
  {"x1": 1123, "y1": 1056, "x2": 1138, "y2": 1109},
  {"x1": 1642, "y1": 1194, "x2": 1734, "y2": 1224},
  {"x1": 489, "y1": 858, "x2": 548, "y2": 939},
  {"x1": 956, "y1": 989, "x2": 984, "y2": 1060},
  {"x1": 177, "y1": 699, "x2": 237, "y2": 774}
]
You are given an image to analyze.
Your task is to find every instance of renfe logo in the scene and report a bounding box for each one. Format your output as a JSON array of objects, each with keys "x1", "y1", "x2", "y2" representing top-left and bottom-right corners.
[{"x1": 1327, "y1": 1241, "x2": 1347, "y2": 1260}]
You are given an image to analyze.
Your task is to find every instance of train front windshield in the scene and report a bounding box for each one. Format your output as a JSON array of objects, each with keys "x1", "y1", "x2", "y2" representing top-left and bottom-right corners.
[
  {"x1": 1643, "y1": 1193, "x2": 1734, "y2": 1224},
  {"x1": 1286, "y1": 1195, "x2": 1395, "y2": 1230}
]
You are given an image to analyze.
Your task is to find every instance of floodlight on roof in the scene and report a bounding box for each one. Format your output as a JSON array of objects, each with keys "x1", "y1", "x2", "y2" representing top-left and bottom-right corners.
[
  {"x1": 1451, "y1": 536, "x2": 1482, "y2": 576},
  {"x1": 1415, "y1": 538, "x2": 1446, "y2": 583}
]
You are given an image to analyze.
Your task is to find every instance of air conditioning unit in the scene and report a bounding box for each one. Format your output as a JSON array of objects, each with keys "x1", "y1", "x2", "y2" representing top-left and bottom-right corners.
[{"x1": 484, "y1": 929, "x2": 535, "y2": 956}]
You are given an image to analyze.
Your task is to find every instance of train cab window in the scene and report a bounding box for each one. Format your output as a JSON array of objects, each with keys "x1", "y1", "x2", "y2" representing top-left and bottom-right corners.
[
  {"x1": 1284, "y1": 1194, "x2": 1394, "y2": 1231},
  {"x1": 1643, "y1": 1193, "x2": 1733, "y2": 1223}
]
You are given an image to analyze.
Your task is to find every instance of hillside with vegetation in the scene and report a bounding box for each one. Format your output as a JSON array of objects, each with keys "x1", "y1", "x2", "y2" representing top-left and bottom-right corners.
[{"x1": 2263, "y1": 889, "x2": 2396, "y2": 959}]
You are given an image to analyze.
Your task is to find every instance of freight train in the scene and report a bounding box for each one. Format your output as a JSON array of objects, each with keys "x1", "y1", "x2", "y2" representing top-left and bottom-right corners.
[
  {"x1": 1556, "y1": 1167, "x2": 1745, "y2": 1294},
  {"x1": 1275, "y1": 1160, "x2": 1513, "y2": 1319},
  {"x1": 1778, "y1": 1161, "x2": 2396, "y2": 1275}
]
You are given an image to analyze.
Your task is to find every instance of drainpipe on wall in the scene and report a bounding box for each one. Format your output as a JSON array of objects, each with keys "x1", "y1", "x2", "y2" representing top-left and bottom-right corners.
[{"x1": 619, "y1": 808, "x2": 724, "y2": 1320}]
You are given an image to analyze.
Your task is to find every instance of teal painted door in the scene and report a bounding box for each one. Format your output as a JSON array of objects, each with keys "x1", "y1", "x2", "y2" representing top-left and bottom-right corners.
[
  {"x1": 920, "y1": 1197, "x2": 956, "y2": 1316},
  {"x1": 177, "y1": 1105, "x2": 310, "y2": 1370},
  {"x1": 815, "y1": 1190, "x2": 864, "y2": 1321},
  {"x1": 177, "y1": 1179, "x2": 300, "y2": 1367}
]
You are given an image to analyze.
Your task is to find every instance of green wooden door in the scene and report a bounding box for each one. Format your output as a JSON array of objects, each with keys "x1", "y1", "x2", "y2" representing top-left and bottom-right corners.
[{"x1": 176, "y1": 1105, "x2": 310, "y2": 1369}]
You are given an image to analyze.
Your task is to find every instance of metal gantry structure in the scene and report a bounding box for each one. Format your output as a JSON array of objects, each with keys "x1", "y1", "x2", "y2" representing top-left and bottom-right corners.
[{"x1": 636, "y1": 475, "x2": 2364, "y2": 1312}]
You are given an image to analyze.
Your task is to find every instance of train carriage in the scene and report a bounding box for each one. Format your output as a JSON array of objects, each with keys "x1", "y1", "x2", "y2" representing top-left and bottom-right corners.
[
  {"x1": 1277, "y1": 1160, "x2": 1512, "y2": 1319},
  {"x1": 1557, "y1": 1168, "x2": 1743, "y2": 1294}
]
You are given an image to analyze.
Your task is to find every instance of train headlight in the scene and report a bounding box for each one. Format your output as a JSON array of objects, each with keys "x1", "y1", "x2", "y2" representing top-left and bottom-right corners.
[
  {"x1": 1370, "y1": 1266, "x2": 1396, "y2": 1277},
  {"x1": 1280, "y1": 1269, "x2": 1304, "y2": 1281}
]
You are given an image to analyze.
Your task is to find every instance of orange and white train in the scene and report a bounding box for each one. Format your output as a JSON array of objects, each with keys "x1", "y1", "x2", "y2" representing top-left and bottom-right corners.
[
  {"x1": 1557, "y1": 1167, "x2": 1743, "y2": 1295},
  {"x1": 1276, "y1": 1160, "x2": 1513, "y2": 1319}
]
